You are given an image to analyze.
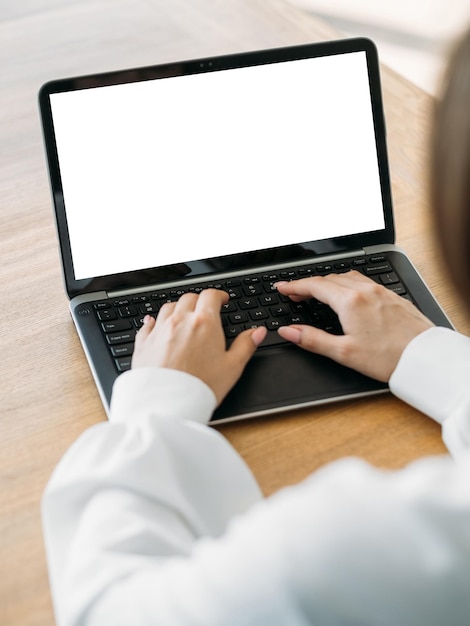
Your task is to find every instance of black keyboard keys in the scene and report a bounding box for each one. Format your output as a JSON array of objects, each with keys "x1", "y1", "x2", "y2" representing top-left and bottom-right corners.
[{"x1": 93, "y1": 253, "x2": 410, "y2": 372}]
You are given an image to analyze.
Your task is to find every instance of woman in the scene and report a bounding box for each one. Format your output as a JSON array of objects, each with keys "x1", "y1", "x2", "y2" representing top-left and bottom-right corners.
[{"x1": 42, "y1": 29, "x2": 470, "y2": 626}]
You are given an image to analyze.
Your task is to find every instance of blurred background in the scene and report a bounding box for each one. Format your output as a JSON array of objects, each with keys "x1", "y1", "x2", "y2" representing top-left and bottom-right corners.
[{"x1": 291, "y1": 0, "x2": 470, "y2": 94}]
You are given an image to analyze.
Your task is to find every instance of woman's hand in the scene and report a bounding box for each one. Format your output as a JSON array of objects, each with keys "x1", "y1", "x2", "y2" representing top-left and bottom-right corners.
[
  {"x1": 276, "y1": 271, "x2": 434, "y2": 382},
  {"x1": 132, "y1": 288, "x2": 266, "y2": 405}
]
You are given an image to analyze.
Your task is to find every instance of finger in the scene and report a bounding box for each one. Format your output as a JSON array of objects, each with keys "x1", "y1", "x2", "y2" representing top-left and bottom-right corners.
[
  {"x1": 278, "y1": 324, "x2": 348, "y2": 364},
  {"x1": 195, "y1": 288, "x2": 229, "y2": 313},
  {"x1": 156, "y1": 300, "x2": 177, "y2": 323},
  {"x1": 226, "y1": 326, "x2": 267, "y2": 371},
  {"x1": 337, "y1": 270, "x2": 371, "y2": 283},
  {"x1": 275, "y1": 275, "x2": 349, "y2": 306},
  {"x1": 135, "y1": 314, "x2": 156, "y2": 343},
  {"x1": 320, "y1": 270, "x2": 375, "y2": 288},
  {"x1": 276, "y1": 270, "x2": 374, "y2": 304},
  {"x1": 173, "y1": 291, "x2": 199, "y2": 312},
  {"x1": 251, "y1": 325, "x2": 268, "y2": 347}
]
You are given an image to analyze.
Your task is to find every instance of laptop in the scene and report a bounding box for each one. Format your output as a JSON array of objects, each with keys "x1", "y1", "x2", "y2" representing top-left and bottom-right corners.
[{"x1": 39, "y1": 37, "x2": 452, "y2": 424}]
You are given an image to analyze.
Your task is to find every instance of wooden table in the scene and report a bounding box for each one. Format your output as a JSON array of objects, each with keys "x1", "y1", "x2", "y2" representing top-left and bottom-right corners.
[{"x1": 2, "y1": 1, "x2": 469, "y2": 624}]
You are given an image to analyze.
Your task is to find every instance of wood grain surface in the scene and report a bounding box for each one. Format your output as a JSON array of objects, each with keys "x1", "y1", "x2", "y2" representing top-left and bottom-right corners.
[{"x1": 1, "y1": 1, "x2": 468, "y2": 624}]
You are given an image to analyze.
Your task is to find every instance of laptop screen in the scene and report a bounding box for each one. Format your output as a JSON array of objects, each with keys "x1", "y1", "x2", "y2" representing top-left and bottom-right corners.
[{"x1": 41, "y1": 40, "x2": 392, "y2": 296}]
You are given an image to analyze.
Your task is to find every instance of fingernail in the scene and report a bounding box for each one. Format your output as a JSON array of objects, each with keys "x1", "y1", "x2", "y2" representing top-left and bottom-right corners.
[
  {"x1": 278, "y1": 326, "x2": 302, "y2": 344},
  {"x1": 273, "y1": 281, "x2": 288, "y2": 289},
  {"x1": 251, "y1": 326, "x2": 267, "y2": 347},
  {"x1": 289, "y1": 328, "x2": 302, "y2": 344}
]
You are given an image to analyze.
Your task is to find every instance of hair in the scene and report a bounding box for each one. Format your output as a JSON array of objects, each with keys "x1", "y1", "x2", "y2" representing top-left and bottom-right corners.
[{"x1": 431, "y1": 27, "x2": 470, "y2": 310}]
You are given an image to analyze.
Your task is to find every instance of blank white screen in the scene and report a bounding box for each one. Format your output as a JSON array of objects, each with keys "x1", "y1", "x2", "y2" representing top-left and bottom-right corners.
[{"x1": 50, "y1": 51, "x2": 385, "y2": 280}]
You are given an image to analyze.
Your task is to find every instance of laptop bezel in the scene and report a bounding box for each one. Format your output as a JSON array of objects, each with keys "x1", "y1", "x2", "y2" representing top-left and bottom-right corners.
[{"x1": 39, "y1": 37, "x2": 394, "y2": 300}]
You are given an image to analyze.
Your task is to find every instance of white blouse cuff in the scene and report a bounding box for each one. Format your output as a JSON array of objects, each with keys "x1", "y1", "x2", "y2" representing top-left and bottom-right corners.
[
  {"x1": 110, "y1": 367, "x2": 217, "y2": 425},
  {"x1": 389, "y1": 326, "x2": 470, "y2": 425}
]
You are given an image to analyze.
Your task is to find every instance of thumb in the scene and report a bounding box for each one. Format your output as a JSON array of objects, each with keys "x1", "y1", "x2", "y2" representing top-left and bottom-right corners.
[
  {"x1": 278, "y1": 324, "x2": 345, "y2": 361},
  {"x1": 227, "y1": 326, "x2": 267, "y2": 371}
]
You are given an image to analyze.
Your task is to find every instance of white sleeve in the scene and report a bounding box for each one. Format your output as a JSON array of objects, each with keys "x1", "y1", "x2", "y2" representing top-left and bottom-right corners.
[
  {"x1": 42, "y1": 367, "x2": 263, "y2": 626},
  {"x1": 64, "y1": 455, "x2": 470, "y2": 626},
  {"x1": 389, "y1": 326, "x2": 470, "y2": 459},
  {"x1": 42, "y1": 328, "x2": 470, "y2": 626}
]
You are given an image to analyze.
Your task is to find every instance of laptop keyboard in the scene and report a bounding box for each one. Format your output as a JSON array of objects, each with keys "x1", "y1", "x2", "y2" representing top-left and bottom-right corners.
[{"x1": 92, "y1": 254, "x2": 410, "y2": 373}]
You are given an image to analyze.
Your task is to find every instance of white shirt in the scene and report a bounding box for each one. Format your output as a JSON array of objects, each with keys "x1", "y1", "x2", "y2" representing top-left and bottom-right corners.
[{"x1": 42, "y1": 327, "x2": 470, "y2": 626}]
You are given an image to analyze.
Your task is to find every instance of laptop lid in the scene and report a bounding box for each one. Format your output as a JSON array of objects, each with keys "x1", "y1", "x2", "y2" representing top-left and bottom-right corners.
[{"x1": 39, "y1": 37, "x2": 394, "y2": 301}]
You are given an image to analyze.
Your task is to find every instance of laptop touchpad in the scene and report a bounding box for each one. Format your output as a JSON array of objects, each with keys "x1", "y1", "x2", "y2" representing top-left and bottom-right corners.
[{"x1": 213, "y1": 345, "x2": 384, "y2": 421}]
